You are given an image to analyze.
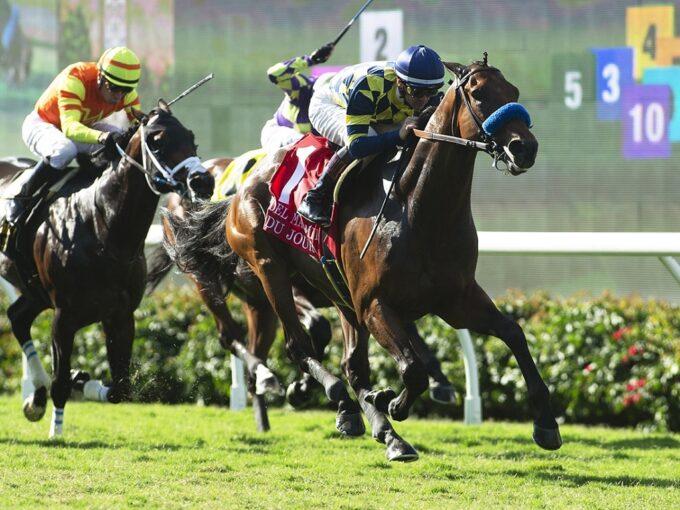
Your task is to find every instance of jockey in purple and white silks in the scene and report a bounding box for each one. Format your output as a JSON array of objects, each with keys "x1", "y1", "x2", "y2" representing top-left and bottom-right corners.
[{"x1": 260, "y1": 43, "x2": 334, "y2": 152}]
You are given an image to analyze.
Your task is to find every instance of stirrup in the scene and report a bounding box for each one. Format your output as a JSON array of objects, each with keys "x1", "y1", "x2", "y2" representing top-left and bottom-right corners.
[{"x1": 0, "y1": 220, "x2": 15, "y2": 252}]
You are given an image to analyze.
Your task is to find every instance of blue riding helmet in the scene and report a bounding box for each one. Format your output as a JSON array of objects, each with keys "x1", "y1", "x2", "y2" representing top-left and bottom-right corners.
[{"x1": 395, "y1": 45, "x2": 445, "y2": 89}]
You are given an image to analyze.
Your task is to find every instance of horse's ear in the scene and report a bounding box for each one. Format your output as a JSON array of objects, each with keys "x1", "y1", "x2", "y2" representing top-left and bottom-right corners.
[
  {"x1": 131, "y1": 109, "x2": 149, "y2": 125},
  {"x1": 443, "y1": 61, "x2": 465, "y2": 78}
]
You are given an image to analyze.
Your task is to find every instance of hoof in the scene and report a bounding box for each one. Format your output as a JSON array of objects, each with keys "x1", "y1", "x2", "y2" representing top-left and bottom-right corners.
[
  {"x1": 23, "y1": 386, "x2": 47, "y2": 422},
  {"x1": 533, "y1": 423, "x2": 562, "y2": 451},
  {"x1": 286, "y1": 380, "x2": 310, "y2": 409},
  {"x1": 336, "y1": 412, "x2": 365, "y2": 437},
  {"x1": 385, "y1": 434, "x2": 419, "y2": 462},
  {"x1": 388, "y1": 397, "x2": 409, "y2": 422},
  {"x1": 255, "y1": 365, "x2": 281, "y2": 395},
  {"x1": 429, "y1": 382, "x2": 457, "y2": 405},
  {"x1": 70, "y1": 370, "x2": 91, "y2": 401},
  {"x1": 363, "y1": 388, "x2": 397, "y2": 414}
]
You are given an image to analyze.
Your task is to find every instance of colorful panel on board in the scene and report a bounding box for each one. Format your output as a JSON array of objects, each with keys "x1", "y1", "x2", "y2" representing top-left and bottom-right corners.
[
  {"x1": 625, "y1": 5, "x2": 675, "y2": 80},
  {"x1": 656, "y1": 37, "x2": 680, "y2": 67},
  {"x1": 621, "y1": 84, "x2": 671, "y2": 159},
  {"x1": 643, "y1": 67, "x2": 680, "y2": 143},
  {"x1": 551, "y1": 53, "x2": 595, "y2": 110},
  {"x1": 592, "y1": 47, "x2": 634, "y2": 121}
]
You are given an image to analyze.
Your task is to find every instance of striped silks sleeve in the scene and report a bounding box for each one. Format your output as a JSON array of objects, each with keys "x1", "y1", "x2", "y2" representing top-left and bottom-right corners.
[
  {"x1": 58, "y1": 74, "x2": 102, "y2": 144},
  {"x1": 267, "y1": 55, "x2": 312, "y2": 97}
]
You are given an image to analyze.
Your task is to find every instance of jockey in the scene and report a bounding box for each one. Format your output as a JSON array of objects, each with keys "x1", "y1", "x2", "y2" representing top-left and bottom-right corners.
[
  {"x1": 297, "y1": 45, "x2": 445, "y2": 227},
  {"x1": 260, "y1": 42, "x2": 334, "y2": 152},
  {"x1": 5, "y1": 46, "x2": 142, "y2": 225}
]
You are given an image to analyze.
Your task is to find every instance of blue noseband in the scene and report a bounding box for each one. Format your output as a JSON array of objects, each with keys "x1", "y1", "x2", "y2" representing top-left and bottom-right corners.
[{"x1": 482, "y1": 102, "x2": 532, "y2": 136}]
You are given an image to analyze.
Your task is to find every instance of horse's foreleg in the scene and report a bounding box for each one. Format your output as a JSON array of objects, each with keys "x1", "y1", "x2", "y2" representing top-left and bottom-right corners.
[
  {"x1": 49, "y1": 308, "x2": 78, "y2": 437},
  {"x1": 363, "y1": 300, "x2": 429, "y2": 422},
  {"x1": 102, "y1": 312, "x2": 135, "y2": 404},
  {"x1": 8, "y1": 296, "x2": 50, "y2": 422},
  {"x1": 404, "y1": 322, "x2": 457, "y2": 405},
  {"x1": 443, "y1": 283, "x2": 561, "y2": 451},
  {"x1": 337, "y1": 309, "x2": 418, "y2": 462},
  {"x1": 254, "y1": 260, "x2": 363, "y2": 436}
]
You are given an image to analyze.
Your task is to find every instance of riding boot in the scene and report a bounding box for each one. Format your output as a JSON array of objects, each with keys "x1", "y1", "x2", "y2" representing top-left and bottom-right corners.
[
  {"x1": 297, "y1": 147, "x2": 353, "y2": 227},
  {"x1": 5, "y1": 160, "x2": 59, "y2": 226}
]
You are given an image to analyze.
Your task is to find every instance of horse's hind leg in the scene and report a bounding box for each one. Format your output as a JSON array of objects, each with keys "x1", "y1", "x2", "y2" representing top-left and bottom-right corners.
[
  {"x1": 405, "y1": 322, "x2": 457, "y2": 404},
  {"x1": 102, "y1": 311, "x2": 135, "y2": 403},
  {"x1": 253, "y1": 260, "x2": 364, "y2": 436},
  {"x1": 338, "y1": 308, "x2": 418, "y2": 462},
  {"x1": 443, "y1": 283, "x2": 561, "y2": 451},
  {"x1": 285, "y1": 289, "x2": 332, "y2": 407},
  {"x1": 8, "y1": 295, "x2": 50, "y2": 421}
]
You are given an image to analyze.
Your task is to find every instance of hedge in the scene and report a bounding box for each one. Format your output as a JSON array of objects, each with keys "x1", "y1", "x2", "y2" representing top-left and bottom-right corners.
[{"x1": 0, "y1": 286, "x2": 678, "y2": 431}]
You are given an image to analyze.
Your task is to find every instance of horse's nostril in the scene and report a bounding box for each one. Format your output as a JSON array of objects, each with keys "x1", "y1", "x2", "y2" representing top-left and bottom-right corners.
[{"x1": 509, "y1": 139, "x2": 537, "y2": 167}]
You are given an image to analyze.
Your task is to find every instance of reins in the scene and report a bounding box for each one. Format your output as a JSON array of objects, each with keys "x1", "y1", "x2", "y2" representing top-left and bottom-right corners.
[{"x1": 114, "y1": 122, "x2": 204, "y2": 195}]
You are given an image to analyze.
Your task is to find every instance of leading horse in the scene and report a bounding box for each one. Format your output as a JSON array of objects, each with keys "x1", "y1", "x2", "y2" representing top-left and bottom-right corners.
[
  {"x1": 225, "y1": 57, "x2": 562, "y2": 460},
  {"x1": 0, "y1": 101, "x2": 208, "y2": 437}
]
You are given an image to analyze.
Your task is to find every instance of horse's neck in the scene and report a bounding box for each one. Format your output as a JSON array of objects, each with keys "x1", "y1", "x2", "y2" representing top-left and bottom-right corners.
[
  {"x1": 94, "y1": 158, "x2": 159, "y2": 256},
  {"x1": 399, "y1": 96, "x2": 477, "y2": 229}
]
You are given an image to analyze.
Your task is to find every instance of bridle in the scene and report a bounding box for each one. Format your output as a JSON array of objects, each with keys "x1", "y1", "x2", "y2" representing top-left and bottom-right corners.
[
  {"x1": 414, "y1": 58, "x2": 531, "y2": 173},
  {"x1": 113, "y1": 114, "x2": 205, "y2": 197}
]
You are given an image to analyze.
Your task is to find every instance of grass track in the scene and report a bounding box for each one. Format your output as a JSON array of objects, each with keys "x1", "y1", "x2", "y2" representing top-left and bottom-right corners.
[{"x1": 0, "y1": 395, "x2": 678, "y2": 509}]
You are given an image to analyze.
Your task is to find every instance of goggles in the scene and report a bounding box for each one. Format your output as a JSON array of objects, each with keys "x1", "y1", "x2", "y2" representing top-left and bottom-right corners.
[
  {"x1": 104, "y1": 79, "x2": 133, "y2": 95},
  {"x1": 404, "y1": 84, "x2": 440, "y2": 99}
]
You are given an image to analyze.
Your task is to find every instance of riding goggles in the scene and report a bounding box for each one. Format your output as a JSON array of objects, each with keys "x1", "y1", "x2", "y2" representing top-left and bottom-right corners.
[
  {"x1": 104, "y1": 79, "x2": 133, "y2": 94},
  {"x1": 404, "y1": 84, "x2": 440, "y2": 98}
]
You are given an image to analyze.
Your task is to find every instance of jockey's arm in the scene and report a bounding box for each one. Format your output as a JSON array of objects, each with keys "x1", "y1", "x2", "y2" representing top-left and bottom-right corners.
[{"x1": 266, "y1": 55, "x2": 313, "y2": 98}]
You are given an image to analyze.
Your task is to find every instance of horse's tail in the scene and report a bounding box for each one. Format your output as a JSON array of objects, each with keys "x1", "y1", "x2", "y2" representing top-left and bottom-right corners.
[
  {"x1": 145, "y1": 243, "x2": 174, "y2": 295},
  {"x1": 162, "y1": 198, "x2": 237, "y2": 287}
]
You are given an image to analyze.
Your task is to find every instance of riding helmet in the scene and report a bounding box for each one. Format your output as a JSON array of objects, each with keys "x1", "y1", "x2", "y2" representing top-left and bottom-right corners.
[
  {"x1": 97, "y1": 46, "x2": 141, "y2": 88},
  {"x1": 395, "y1": 45, "x2": 445, "y2": 88}
]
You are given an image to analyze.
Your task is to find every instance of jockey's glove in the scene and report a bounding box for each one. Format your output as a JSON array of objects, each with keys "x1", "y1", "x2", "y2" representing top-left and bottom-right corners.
[
  {"x1": 99, "y1": 131, "x2": 124, "y2": 160},
  {"x1": 310, "y1": 43, "x2": 334, "y2": 65}
]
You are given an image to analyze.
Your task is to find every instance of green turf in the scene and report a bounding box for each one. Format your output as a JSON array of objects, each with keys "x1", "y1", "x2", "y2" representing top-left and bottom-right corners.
[{"x1": 0, "y1": 395, "x2": 678, "y2": 509}]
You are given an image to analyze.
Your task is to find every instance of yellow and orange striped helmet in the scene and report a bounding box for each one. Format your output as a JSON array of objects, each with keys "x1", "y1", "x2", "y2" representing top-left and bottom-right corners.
[{"x1": 97, "y1": 47, "x2": 141, "y2": 88}]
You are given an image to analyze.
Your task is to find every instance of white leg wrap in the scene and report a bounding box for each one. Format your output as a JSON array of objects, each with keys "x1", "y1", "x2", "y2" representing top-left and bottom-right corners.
[
  {"x1": 49, "y1": 407, "x2": 64, "y2": 438},
  {"x1": 83, "y1": 380, "x2": 110, "y2": 402},
  {"x1": 22, "y1": 341, "x2": 51, "y2": 389},
  {"x1": 255, "y1": 364, "x2": 281, "y2": 395}
]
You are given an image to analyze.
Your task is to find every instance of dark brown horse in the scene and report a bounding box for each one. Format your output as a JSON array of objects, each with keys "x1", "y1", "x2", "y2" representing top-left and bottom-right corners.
[
  {"x1": 157, "y1": 191, "x2": 457, "y2": 432},
  {"x1": 0, "y1": 101, "x2": 208, "y2": 437},
  {"x1": 225, "y1": 58, "x2": 561, "y2": 460}
]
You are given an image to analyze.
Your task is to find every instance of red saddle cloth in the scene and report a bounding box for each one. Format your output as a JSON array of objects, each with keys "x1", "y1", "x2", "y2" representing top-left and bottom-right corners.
[{"x1": 265, "y1": 134, "x2": 340, "y2": 260}]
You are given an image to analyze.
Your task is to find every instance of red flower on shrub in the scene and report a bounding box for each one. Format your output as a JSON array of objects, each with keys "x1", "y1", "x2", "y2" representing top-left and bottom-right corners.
[
  {"x1": 583, "y1": 363, "x2": 594, "y2": 374},
  {"x1": 623, "y1": 393, "x2": 642, "y2": 407},
  {"x1": 612, "y1": 326, "x2": 632, "y2": 342},
  {"x1": 638, "y1": 378, "x2": 647, "y2": 388},
  {"x1": 628, "y1": 345, "x2": 642, "y2": 356},
  {"x1": 626, "y1": 382, "x2": 636, "y2": 392}
]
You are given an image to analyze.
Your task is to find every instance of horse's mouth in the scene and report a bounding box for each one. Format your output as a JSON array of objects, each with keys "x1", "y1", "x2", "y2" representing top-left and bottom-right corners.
[{"x1": 503, "y1": 145, "x2": 531, "y2": 175}]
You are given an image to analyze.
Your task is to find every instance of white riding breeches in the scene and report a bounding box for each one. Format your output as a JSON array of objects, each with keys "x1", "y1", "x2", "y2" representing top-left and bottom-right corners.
[
  {"x1": 309, "y1": 74, "x2": 402, "y2": 149},
  {"x1": 309, "y1": 80, "x2": 348, "y2": 148},
  {"x1": 22, "y1": 110, "x2": 124, "y2": 170},
  {"x1": 260, "y1": 118, "x2": 304, "y2": 152}
]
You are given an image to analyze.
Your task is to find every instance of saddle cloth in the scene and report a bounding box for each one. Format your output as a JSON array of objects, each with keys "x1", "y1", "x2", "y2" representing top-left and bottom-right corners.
[{"x1": 264, "y1": 134, "x2": 340, "y2": 260}]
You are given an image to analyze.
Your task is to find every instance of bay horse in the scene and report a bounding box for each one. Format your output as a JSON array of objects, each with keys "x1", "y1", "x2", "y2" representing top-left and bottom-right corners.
[
  {"x1": 225, "y1": 58, "x2": 562, "y2": 460},
  {"x1": 0, "y1": 100, "x2": 209, "y2": 437},
  {"x1": 157, "y1": 192, "x2": 457, "y2": 431}
]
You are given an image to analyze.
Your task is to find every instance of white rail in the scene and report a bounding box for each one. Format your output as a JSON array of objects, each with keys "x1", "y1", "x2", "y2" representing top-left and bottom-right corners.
[{"x1": 15, "y1": 231, "x2": 680, "y2": 424}]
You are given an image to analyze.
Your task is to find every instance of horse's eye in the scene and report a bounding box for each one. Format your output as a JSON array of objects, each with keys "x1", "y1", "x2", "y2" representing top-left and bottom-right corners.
[{"x1": 471, "y1": 89, "x2": 485, "y2": 102}]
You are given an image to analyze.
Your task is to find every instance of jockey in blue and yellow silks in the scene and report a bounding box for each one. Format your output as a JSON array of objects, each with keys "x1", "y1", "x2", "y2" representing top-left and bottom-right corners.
[
  {"x1": 297, "y1": 45, "x2": 446, "y2": 227},
  {"x1": 260, "y1": 43, "x2": 334, "y2": 152}
]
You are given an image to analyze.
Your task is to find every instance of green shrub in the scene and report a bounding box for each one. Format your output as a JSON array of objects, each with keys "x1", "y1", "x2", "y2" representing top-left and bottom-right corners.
[{"x1": 0, "y1": 286, "x2": 677, "y2": 431}]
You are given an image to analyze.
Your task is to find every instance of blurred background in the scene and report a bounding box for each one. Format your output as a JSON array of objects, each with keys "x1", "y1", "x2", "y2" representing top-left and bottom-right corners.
[{"x1": 2, "y1": 0, "x2": 680, "y2": 301}]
